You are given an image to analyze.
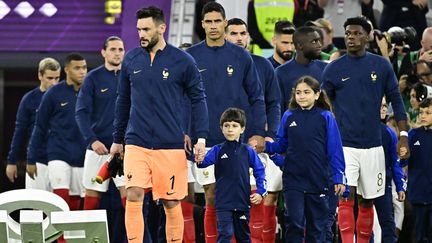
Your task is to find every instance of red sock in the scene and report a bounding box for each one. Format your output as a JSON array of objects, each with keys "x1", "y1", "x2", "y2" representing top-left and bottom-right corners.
[
  {"x1": 69, "y1": 196, "x2": 81, "y2": 210},
  {"x1": 83, "y1": 195, "x2": 100, "y2": 210},
  {"x1": 249, "y1": 201, "x2": 264, "y2": 243},
  {"x1": 338, "y1": 200, "x2": 355, "y2": 243},
  {"x1": 53, "y1": 189, "x2": 70, "y2": 208},
  {"x1": 356, "y1": 205, "x2": 374, "y2": 243},
  {"x1": 121, "y1": 197, "x2": 126, "y2": 208},
  {"x1": 262, "y1": 204, "x2": 276, "y2": 243},
  {"x1": 204, "y1": 205, "x2": 217, "y2": 243},
  {"x1": 181, "y1": 201, "x2": 196, "y2": 243}
]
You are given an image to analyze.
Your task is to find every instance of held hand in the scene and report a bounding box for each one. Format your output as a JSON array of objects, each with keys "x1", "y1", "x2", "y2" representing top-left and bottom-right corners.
[
  {"x1": 194, "y1": 142, "x2": 206, "y2": 164},
  {"x1": 334, "y1": 184, "x2": 346, "y2": 196},
  {"x1": 397, "y1": 136, "x2": 410, "y2": 159},
  {"x1": 250, "y1": 193, "x2": 263, "y2": 205},
  {"x1": 6, "y1": 164, "x2": 18, "y2": 183},
  {"x1": 248, "y1": 135, "x2": 265, "y2": 153},
  {"x1": 248, "y1": 139, "x2": 258, "y2": 151},
  {"x1": 92, "y1": 140, "x2": 109, "y2": 155},
  {"x1": 184, "y1": 134, "x2": 192, "y2": 155},
  {"x1": 110, "y1": 143, "x2": 124, "y2": 159},
  {"x1": 397, "y1": 191, "x2": 406, "y2": 202},
  {"x1": 26, "y1": 164, "x2": 37, "y2": 180}
]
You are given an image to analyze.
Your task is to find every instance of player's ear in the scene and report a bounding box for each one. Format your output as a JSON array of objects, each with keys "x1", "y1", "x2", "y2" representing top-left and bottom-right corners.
[
  {"x1": 240, "y1": 127, "x2": 245, "y2": 134},
  {"x1": 158, "y1": 23, "x2": 166, "y2": 35}
]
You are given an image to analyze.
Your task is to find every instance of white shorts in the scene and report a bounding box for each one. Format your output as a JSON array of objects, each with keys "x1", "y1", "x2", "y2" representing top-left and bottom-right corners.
[
  {"x1": 82, "y1": 150, "x2": 125, "y2": 192},
  {"x1": 25, "y1": 162, "x2": 51, "y2": 191},
  {"x1": 250, "y1": 153, "x2": 282, "y2": 192},
  {"x1": 392, "y1": 180, "x2": 404, "y2": 230},
  {"x1": 344, "y1": 146, "x2": 386, "y2": 199},
  {"x1": 187, "y1": 160, "x2": 195, "y2": 183},
  {"x1": 48, "y1": 160, "x2": 85, "y2": 197},
  {"x1": 194, "y1": 147, "x2": 215, "y2": 186}
]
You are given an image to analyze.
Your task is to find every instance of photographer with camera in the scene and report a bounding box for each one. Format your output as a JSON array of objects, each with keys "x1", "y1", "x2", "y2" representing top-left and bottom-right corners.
[
  {"x1": 400, "y1": 60, "x2": 432, "y2": 125},
  {"x1": 410, "y1": 27, "x2": 432, "y2": 62},
  {"x1": 379, "y1": 0, "x2": 428, "y2": 50}
]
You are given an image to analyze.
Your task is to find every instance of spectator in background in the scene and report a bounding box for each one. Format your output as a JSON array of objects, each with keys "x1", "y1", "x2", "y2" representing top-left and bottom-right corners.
[
  {"x1": 268, "y1": 20, "x2": 296, "y2": 69},
  {"x1": 409, "y1": 85, "x2": 421, "y2": 126},
  {"x1": 318, "y1": 0, "x2": 370, "y2": 49},
  {"x1": 412, "y1": 27, "x2": 432, "y2": 62},
  {"x1": 293, "y1": 0, "x2": 324, "y2": 27},
  {"x1": 247, "y1": 0, "x2": 295, "y2": 56},
  {"x1": 380, "y1": 0, "x2": 428, "y2": 51},
  {"x1": 6, "y1": 58, "x2": 60, "y2": 189},
  {"x1": 308, "y1": 18, "x2": 338, "y2": 56}
]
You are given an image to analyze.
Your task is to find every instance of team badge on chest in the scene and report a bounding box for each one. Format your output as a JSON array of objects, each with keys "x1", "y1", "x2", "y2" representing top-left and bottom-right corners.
[
  {"x1": 162, "y1": 68, "x2": 169, "y2": 80},
  {"x1": 227, "y1": 65, "x2": 234, "y2": 77},
  {"x1": 370, "y1": 71, "x2": 377, "y2": 82}
]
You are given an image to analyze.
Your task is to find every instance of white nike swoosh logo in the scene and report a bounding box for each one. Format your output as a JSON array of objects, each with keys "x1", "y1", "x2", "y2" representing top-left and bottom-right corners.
[
  {"x1": 342, "y1": 77, "x2": 350, "y2": 81},
  {"x1": 60, "y1": 102, "x2": 68, "y2": 107},
  {"x1": 198, "y1": 68, "x2": 207, "y2": 72},
  {"x1": 252, "y1": 225, "x2": 263, "y2": 229},
  {"x1": 101, "y1": 88, "x2": 108, "y2": 92},
  {"x1": 133, "y1": 70, "x2": 142, "y2": 74}
]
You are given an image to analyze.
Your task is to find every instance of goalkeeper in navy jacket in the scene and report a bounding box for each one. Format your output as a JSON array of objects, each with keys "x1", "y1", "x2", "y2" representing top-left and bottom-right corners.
[
  {"x1": 196, "y1": 108, "x2": 267, "y2": 243},
  {"x1": 265, "y1": 76, "x2": 347, "y2": 242}
]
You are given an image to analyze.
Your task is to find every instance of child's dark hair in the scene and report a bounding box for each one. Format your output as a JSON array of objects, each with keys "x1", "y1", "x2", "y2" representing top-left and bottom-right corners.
[
  {"x1": 288, "y1": 76, "x2": 333, "y2": 112},
  {"x1": 219, "y1": 108, "x2": 246, "y2": 127},
  {"x1": 419, "y1": 98, "x2": 432, "y2": 109}
]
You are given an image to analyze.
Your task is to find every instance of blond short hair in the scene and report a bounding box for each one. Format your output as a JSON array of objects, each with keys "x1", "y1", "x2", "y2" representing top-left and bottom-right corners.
[{"x1": 38, "y1": 57, "x2": 61, "y2": 75}]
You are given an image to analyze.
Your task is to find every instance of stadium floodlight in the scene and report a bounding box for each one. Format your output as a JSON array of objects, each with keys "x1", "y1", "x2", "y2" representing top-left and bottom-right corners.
[
  {"x1": 0, "y1": 1, "x2": 11, "y2": 20},
  {"x1": 39, "y1": 3, "x2": 58, "y2": 17},
  {"x1": 14, "y1": 1, "x2": 34, "y2": 18}
]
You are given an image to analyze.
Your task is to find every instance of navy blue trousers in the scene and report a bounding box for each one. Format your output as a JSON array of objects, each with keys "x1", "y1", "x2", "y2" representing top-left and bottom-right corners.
[
  {"x1": 284, "y1": 189, "x2": 328, "y2": 243},
  {"x1": 216, "y1": 210, "x2": 251, "y2": 243},
  {"x1": 326, "y1": 192, "x2": 339, "y2": 243},
  {"x1": 412, "y1": 203, "x2": 432, "y2": 243}
]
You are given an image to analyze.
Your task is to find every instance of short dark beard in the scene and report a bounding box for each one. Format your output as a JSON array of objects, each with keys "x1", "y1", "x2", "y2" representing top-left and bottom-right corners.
[
  {"x1": 141, "y1": 35, "x2": 159, "y2": 51},
  {"x1": 276, "y1": 48, "x2": 294, "y2": 61}
]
